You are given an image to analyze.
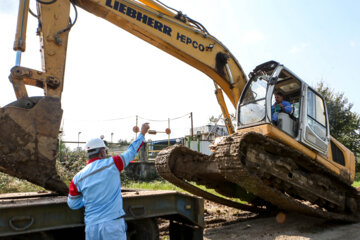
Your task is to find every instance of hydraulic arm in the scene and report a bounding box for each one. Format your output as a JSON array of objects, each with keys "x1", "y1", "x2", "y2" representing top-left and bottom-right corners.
[
  {"x1": 74, "y1": 0, "x2": 247, "y2": 133},
  {"x1": 0, "y1": 0, "x2": 247, "y2": 193}
]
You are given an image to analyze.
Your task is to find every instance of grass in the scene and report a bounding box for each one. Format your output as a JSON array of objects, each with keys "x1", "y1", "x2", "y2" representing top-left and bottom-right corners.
[
  {"x1": 0, "y1": 173, "x2": 45, "y2": 194},
  {"x1": 352, "y1": 172, "x2": 360, "y2": 188},
  {"x1": 123, "y1": 180, "x2": 248, "y2": 204},
  {"x1": 124, "y1": 180, "x2": 222, "y2": 196},
  {"x1": 123, "y1": 180, "x2": 184, "y2": 192},
  {"x1": 2, "y1": 169, "x2": 359, "y2": 197}
]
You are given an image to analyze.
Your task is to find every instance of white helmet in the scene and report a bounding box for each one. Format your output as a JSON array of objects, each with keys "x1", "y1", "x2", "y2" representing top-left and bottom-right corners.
[{"x1": 85, "y1": 138, "x2": 106, "y2": 152}]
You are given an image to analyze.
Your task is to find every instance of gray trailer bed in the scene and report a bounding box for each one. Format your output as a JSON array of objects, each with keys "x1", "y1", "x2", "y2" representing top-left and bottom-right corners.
[{"x1": 0, "y1": 189, "x2": 204, "y2": 239}]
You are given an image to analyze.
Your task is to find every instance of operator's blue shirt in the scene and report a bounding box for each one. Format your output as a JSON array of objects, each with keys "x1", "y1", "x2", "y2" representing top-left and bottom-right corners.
[
  {"x1": 271, "y1": 100, "x2": 292, "y2": 122},
  {"x1": 67, "y1": 134, "x2": 145, "y2": 226}
]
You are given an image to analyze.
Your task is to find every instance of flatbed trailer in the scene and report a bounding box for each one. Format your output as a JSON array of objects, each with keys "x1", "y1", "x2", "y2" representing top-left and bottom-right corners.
[{"x1": 0, "y1": 189, "x2": 204, "y2": 240}]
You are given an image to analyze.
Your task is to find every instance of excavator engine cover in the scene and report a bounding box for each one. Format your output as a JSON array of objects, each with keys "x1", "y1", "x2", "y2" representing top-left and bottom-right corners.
[{"x1": 0, "y1": 97, "x2": 68, "y2": 195}]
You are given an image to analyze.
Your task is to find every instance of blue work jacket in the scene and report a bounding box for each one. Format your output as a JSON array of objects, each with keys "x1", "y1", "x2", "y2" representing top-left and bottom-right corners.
[
  {"x1": 67, "y1": 134, "x2": 145, "y2": 226},
  {"x1": 271, "y1": 100, "x2": 292, "y2": 114},
  {"x1": 271, "y1": 100, "x2": 292, "y2": 122}
]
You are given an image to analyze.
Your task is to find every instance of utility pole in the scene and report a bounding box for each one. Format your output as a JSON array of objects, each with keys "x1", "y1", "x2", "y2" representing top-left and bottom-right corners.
[
  {"x1": 135, "y1": 115, "x2": 138, "y2": 138},
  {"x1": 190, "y1": 112, "x2": 194, "y2": 137},
  {"x1": 77, "y1": 132, "x2": 82, "y2": 149},
  {"x1": 168, "y1": 118, "x2": 170, "y2": 146}
]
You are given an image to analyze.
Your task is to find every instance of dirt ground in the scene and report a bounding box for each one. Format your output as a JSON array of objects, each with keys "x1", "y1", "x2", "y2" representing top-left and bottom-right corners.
[{"x1": 202, "y1": 201, "x2": 360, "y2": 240}]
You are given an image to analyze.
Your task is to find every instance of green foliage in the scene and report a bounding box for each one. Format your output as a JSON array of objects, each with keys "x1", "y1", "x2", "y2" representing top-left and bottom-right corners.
[
  {"x1": 57, "y1": 148, "x2": 87, "y2": 182},
  {"x1": 123, "y1": 180, "x2": 182, "y2": 191},
  {"x1": 0, "y1": 172, "x2": 44, "y2": 193},
  {"x1": 56, "y1": 130, "x2": 88, "y2": 181},
  {"x1": 317, "y1": 82, "x2": 360, "y2": 153},
  {"x1": 118, "y1": 139, "x2": 131, "y2": 146},
  {"x1": 123, "y1": 180, "x2": 247, "y2": 204},
  {"x1": 0, "y1": 143, "x2": 87, "y2": 193},
  {"x1": 352, "y1": 172, "x2": 360, "y2": 188}
]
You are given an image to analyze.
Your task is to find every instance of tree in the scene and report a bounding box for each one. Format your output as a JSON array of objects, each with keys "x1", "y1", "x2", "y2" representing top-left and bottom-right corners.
[
  {"x1": 118, "y1": 139, "x2": 131, "y2": 146},
  {"x1": 317, "y1": 82, "x2": 360, "y2": 153},
  {"x1": 57, "y1": 131, "x2": 87, "y2": 182}
]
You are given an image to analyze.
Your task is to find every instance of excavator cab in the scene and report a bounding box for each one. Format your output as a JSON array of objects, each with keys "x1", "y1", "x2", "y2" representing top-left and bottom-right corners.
[{"x1": 237, "y1": 61, "x2": 330, "y2": 154}]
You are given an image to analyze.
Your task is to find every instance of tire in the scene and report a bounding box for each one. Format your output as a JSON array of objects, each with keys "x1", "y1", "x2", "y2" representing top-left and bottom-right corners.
[{"x1": 126, "y1": 218, "x2": 159, "y2": 240}]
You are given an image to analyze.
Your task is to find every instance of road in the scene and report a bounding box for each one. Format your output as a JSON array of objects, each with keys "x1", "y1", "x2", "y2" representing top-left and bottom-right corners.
[{"x1": 202, "y1": 201, "x2": 360, "y2": 240}]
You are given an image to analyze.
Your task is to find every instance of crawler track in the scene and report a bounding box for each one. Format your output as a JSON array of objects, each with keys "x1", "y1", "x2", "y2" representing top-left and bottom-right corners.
[
  {"x1": 155, "y1": 132, "x2": 360, "y2": 222},
  {"x1": 156, "y1": 146, "x2": 266, "y2": 213}
]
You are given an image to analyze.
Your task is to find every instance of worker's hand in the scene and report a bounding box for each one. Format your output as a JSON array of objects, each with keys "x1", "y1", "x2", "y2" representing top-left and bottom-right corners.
[
  {"x1": 278, "y1": 103, "x2": 284, "y2": 109},
  {"x1": 140, "y1": 123, "x2": 150, "y2": 135}
]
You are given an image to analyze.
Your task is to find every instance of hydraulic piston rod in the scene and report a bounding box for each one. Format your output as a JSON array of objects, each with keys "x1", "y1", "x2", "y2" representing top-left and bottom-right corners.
[
  {"x1": 12, "y1": 0, "x2": 30, "y2": 98},
  {"x1": 14, "y1": 0, "x2": 30, "y2": 67}
]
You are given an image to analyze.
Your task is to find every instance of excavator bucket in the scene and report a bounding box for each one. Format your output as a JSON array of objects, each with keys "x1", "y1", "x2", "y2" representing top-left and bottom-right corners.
[{"x1": 0, "y1": 97, "x2": 68, "y2": 195}]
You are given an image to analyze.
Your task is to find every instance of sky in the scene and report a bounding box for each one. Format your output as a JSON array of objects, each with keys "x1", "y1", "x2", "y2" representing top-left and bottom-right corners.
[{"x1": 0, "y1": 0, "x2": 359, "y2": 148}]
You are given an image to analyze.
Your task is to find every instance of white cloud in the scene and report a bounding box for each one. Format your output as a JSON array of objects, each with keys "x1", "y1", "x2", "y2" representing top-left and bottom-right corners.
[
  {"x1": 289, "y1": 43, "x2": 308, "y2": 54},
  {"x1": 0, "y1": 1, "x2": 17, "y2": 14},
  {"x1": 239, "y1": 30, "x2": 264, "y2": 44}
]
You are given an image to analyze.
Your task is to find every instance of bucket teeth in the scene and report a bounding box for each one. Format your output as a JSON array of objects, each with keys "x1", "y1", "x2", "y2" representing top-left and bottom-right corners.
[{"x1": 0, "y1": 97, "x2": 68, "y2": 195}]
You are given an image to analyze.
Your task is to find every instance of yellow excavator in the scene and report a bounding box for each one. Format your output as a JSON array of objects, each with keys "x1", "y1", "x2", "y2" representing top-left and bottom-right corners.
[
  {"x1": 0, "y1": 0, "x2": 357, "y2": 221},
  {"x1": 156, "y1": 61, "x2": 359, "y2": 222}
]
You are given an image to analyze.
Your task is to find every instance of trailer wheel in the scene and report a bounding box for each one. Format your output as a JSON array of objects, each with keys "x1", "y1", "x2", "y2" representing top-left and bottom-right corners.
[{"x1": 127, "y1": 218, "x2": 159, "y2": 240}]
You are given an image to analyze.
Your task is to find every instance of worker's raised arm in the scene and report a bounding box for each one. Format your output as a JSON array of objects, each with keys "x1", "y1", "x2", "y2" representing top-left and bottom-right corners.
[{"x1": 113, "y1": 123, "x2": 150, "y2": 172}]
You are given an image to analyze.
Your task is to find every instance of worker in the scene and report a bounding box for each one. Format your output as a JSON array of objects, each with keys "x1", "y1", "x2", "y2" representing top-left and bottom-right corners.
[
  {"x1": 271, "y1": 92, "x2": 292, "y2": 123},
  {"x1": 67, "y1": 123, "x2": 150, "y2": 240}
]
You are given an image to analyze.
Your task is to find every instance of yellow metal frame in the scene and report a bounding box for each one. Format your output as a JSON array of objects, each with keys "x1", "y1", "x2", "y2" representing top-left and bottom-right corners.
[
  {"x1": 238, "y1": 124, "x2": 356, "y2": 183},
  {"x1": 11, "y1": 0, "x2": 248, "y2": 134},
  {"x1": 11, "y1": 0, "x2": 71, "y2": 99}
]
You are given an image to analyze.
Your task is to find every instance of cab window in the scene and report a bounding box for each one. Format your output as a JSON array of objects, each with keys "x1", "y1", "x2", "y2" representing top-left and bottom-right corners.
[{"x1": 307, "y1": 89, "x2": 327, "y2": 140}]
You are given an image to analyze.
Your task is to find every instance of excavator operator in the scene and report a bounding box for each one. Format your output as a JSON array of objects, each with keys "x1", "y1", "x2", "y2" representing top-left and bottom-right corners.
[
  {"x1": 67, "y1": 123, "x2": 150, "y2": 240},
  {"x1": 271, "y1": 92, "x2": 292, "y2": 123}
]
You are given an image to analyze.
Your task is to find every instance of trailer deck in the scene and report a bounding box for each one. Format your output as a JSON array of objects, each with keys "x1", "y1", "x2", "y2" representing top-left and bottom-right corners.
[{"x1": 0, "y1": 189, "x2": 204, "y2": 239}]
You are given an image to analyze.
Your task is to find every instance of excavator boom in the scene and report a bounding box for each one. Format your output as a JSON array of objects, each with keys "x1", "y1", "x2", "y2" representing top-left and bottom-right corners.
[
  {"x1": 0, "y1": 0, "x2": 247, "y2": 194},
  {"x1": 73, "y1": 0, "x2": 247, "y2": 133}
]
